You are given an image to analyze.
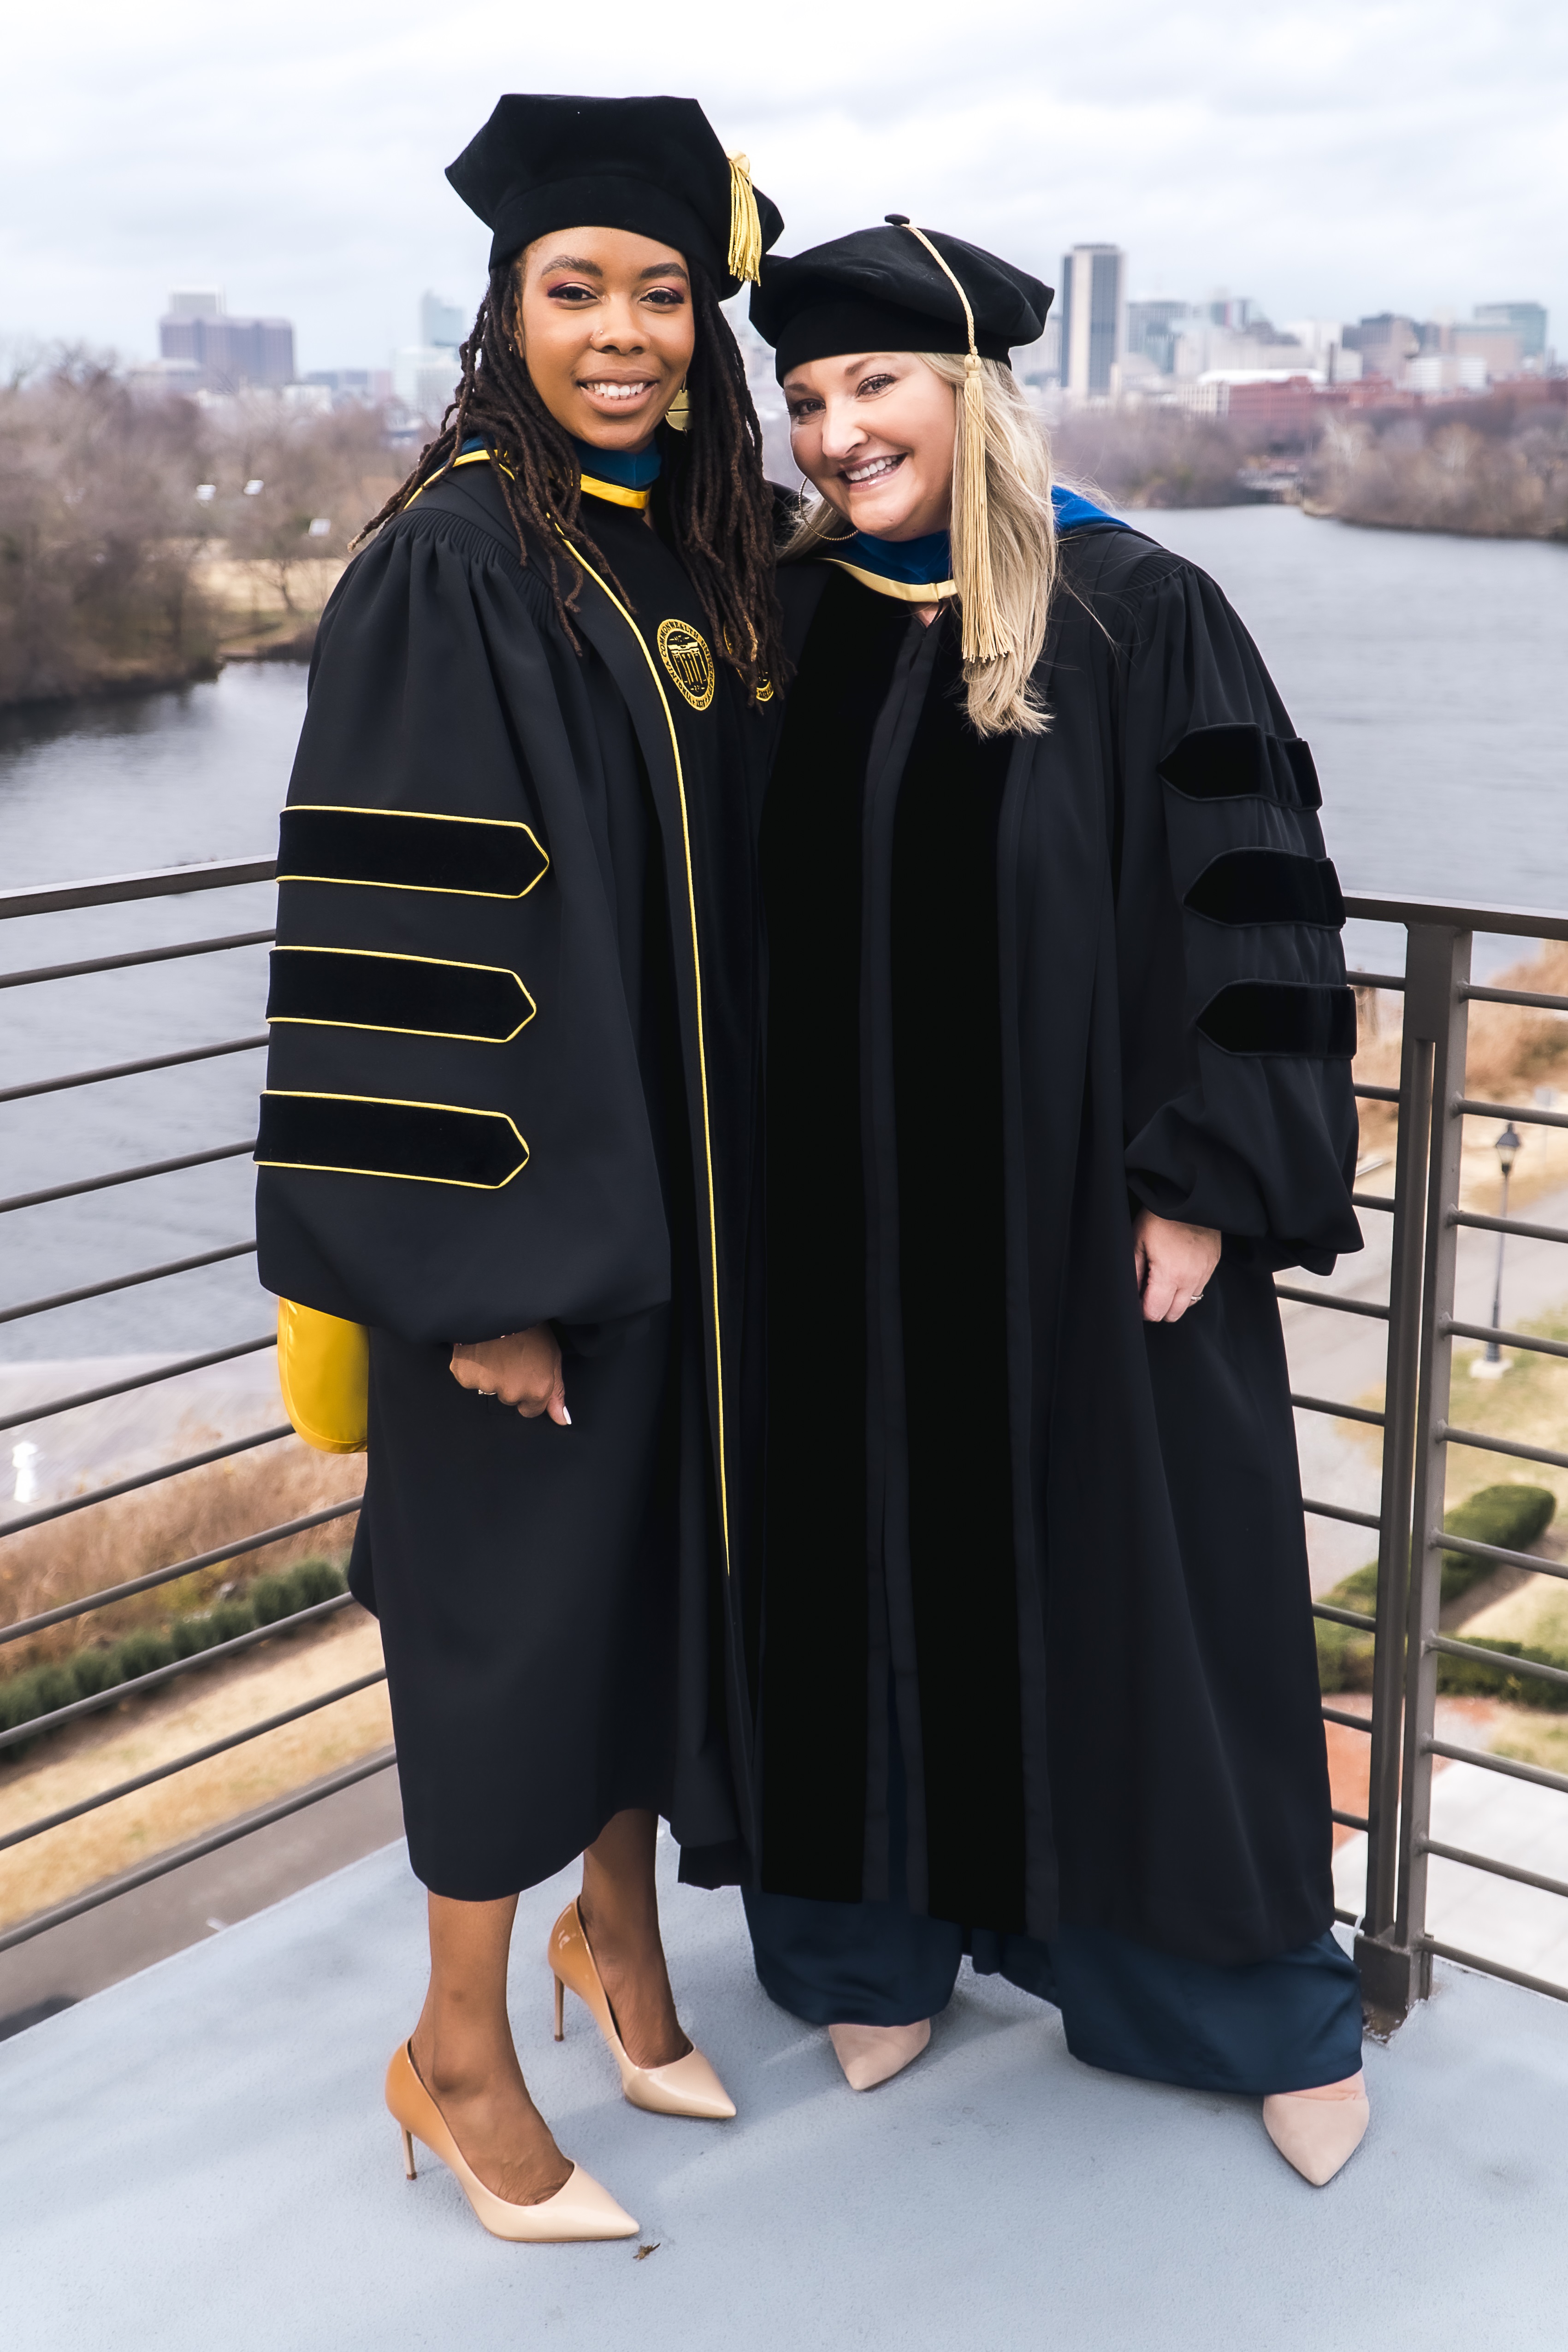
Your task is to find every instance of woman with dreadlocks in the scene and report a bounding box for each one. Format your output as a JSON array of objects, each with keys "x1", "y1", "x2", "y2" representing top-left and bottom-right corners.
[{"x1": 254, "y1": 95, "x2": 785, "y2": 2242}]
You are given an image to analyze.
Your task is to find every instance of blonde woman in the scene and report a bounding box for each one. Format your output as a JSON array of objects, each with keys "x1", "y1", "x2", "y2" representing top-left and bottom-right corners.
[{"x1": 743, "y1": 224, "x2": 1371, "y2": 2186}]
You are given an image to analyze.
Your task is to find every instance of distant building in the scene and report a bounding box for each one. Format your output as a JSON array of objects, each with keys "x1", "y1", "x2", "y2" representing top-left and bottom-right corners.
[
  {"x1": 1125, "y1": 299, "x2": 1190, "y2": 376},
  {"x1": 393, "y1": 347, "x2": 461, "y2": 424},
  {"x1": 303, "y1": 368, "x2": 395, "y2": 407},
  {"x1": 1059, "y1": 245, "x2": 1124, "y2": 398},
  {"x1": 1342, "y1": 314, "x2": 1421, "y2": 382},
  {"x1": 1473, "y1": 302, "x2": 1547, "y2": 361},
  {"x1": 158, "y1": 292, "x2": 295, "y2": 391},
  {"x1": 420, "y1": 293, "x2": 469, "y2": 351}
]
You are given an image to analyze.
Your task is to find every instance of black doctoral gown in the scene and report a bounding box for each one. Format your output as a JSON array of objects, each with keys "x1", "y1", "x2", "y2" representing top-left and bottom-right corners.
[
  {"x1": 254, "y1": 452, "x2": 771, "y2": 1896},
  {"x1": 757, "y1": 523, "x2": 1361, "y2": 1968}
]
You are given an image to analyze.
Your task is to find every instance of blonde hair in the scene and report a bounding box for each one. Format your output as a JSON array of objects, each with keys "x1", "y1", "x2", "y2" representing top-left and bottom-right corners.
[{"x1": 782, "y1": 354, "x2": 1059, "y2": 738}]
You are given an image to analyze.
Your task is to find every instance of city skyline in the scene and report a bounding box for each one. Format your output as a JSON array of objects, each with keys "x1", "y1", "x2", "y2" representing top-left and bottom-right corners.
[{"x1": 4, "y1": 0, "x2": 1567, "y2": 380}]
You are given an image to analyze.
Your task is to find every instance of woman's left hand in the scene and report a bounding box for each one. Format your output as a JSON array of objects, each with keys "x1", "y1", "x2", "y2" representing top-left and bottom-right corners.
[{"x1": 1133, "y1": 1208, "x2": 1221, "y2": 1323}]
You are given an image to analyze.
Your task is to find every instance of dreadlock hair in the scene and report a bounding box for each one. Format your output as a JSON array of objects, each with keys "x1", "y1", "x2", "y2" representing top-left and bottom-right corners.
[{"x1": 358, "y1": 254, "x2": 785, "y2": 699}]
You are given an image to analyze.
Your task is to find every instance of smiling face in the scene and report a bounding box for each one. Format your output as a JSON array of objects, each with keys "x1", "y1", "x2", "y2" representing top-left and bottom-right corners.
[
  {"x1": 783, "y1": 352, "x2": 957, "y2": 540},
  {"x1": 515, "y1": 225, "x2": 697, "y2": 451}
]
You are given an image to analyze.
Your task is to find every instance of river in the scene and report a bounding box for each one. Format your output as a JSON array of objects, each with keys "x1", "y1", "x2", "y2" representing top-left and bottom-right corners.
[{"x1": 1, "y1": 508, "x2": 1565, "y2": 1366}]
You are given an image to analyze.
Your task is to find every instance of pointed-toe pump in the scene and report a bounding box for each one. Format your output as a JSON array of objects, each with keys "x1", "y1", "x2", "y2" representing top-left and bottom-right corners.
[
  {"x1": 385, "y1": 2041, "x2": 638, "y2": 2242},
  {"x1": 1262, "y1": 2076, "x2": 1370, "y2": 2187},
  {"x1": 828, "y1": 2020, "x2": 932, "y2": 2092},
  {"x1": 548, "y1": 1897, "x2": 736, "y2": 2121}
]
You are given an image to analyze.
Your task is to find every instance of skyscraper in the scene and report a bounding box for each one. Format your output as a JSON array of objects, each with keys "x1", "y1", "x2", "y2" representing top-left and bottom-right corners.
[
  {"x1": 158, "y1": 293, "x2": 295, "y2": 390},
  {"x1": 1058, "y1": 245, "x2": 1125, "y2": 398}
]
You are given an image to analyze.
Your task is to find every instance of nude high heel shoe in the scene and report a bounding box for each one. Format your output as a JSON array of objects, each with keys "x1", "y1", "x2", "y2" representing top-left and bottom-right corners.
[
  {"x1": 385, "y1": 2042, "x2": 638, "y2": 2242},
  {"x1": 1262, "y1": 2074, "x2": 1371, "y2": 2187},
  {"x1": 828, "y1": 2020, "x2": 931, "y2": 2091},
  {"x1": 548, "y1": 1897, "x2": 736, "y2": 2120}
]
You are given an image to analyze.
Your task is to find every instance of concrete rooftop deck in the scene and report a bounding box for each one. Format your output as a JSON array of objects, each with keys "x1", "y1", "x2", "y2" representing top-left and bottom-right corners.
[{"x1": 4, "y1": 1837, "x2": 1567, "y2": 2352}]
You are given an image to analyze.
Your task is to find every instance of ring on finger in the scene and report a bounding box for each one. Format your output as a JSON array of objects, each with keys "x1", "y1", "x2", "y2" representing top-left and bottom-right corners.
[{"x1": 477, "y1": 1389, "x2": 497, "y2": 1397}]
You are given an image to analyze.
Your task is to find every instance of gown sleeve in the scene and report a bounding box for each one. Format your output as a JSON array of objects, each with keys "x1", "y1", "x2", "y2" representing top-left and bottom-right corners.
[
  {"x1": 253, "y1": 501, "x2": 670, "y2": 1342},
  {"x1": 1111, "y1": 552, "x2": 1362, "y2": 1276}
]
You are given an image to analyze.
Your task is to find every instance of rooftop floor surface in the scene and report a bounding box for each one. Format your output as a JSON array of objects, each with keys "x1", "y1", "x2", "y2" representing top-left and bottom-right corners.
[{"x1": 4, "y1": 1836, "x2": 1566, "y2": 2352}]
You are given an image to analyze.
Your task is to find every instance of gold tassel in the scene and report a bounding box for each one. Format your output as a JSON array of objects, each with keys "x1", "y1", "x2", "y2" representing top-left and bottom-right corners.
[
  {"x1": 892, "y1": 219, "x2": 1013, "y2": 665},
  {"x1": 726, "y1": 150, "x2": 763, "y2": 286}
]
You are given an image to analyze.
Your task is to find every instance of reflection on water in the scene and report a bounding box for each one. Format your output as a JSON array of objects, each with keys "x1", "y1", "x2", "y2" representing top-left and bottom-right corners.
[{"x1": 2, "y1": 515, "x2": 1565, "y2": 1365}]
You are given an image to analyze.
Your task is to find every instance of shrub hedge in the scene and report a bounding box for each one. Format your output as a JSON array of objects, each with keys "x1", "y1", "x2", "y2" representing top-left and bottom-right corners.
[
  {"x1": 1315, "y1": 1483, "x2": 1563, "y2": 1707},
  {"x1": 0, "y1": 1557, "x2": 348, "y2": 1745}
]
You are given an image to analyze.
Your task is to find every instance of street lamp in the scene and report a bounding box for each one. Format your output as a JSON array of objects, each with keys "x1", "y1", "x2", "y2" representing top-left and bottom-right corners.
[{"x1": 1475, "y1": 1123, "x2": 1522, "y2": 1377}]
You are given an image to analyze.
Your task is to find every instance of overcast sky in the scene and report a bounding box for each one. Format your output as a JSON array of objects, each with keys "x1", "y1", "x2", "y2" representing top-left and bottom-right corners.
[{"x1": 5, "y1": 0, "x2": 1565, "y2": 372}]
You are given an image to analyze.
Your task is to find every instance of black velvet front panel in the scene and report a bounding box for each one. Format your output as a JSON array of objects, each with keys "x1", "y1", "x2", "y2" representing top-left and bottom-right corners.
[
  {"x1": 256, "y1": 1090, "x2": 530, "y2": 1187},
  {"x1": 266, "y1": 948, "x2": 536, "y2": 1040},
  {"x1": 1197, "y1": 979, "x2": 1357, "y2": 1058},
  {"x1": 276, "y1": 805, "x2": 550, "y2": 898},
  {"x1": 1183, "y1": 848, "x2": 1345, "y2": 930},
  {"x1": 891, "y1": 629, "x2": 1026, "y2": 1930},
  {"x1": 759, "y1": 576, "x2": 910, "y2": 1898}
]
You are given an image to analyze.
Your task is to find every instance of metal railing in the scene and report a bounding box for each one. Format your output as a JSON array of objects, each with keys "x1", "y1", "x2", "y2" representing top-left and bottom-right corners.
[
  {"x1": 1, "y1": 865, "x2": 1566, "y2": 2022},
  {"x1": 0, "y1": 856, "x2": 386, "y2": 1958},
  {"x1": 1317, "y1": 895, "x2": 1568, "y2": 2016}
]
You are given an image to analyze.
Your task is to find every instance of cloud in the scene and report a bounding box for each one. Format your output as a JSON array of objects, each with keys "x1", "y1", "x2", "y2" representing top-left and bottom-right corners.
[{"x1": 3, "y1": 0, "x2": 1564, "y2": 369}]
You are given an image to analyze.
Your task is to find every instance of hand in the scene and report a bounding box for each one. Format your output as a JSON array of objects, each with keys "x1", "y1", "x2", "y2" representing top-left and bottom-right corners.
[
  {"x1": 1133, "y1": 1208, "x2": 1221, "y2": 1324},
  {"x1": 449, "y1": 1325, "x2": 570, "y2": 1424}
]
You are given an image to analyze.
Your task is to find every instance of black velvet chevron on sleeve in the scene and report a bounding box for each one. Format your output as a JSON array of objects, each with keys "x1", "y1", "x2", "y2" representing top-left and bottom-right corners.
[
  {"x1": 266, "y1": 949, "x2": 536, "y2": 1042},
  {"x1": 256, "y1": 1092, "x2": 530, "y2": 1188},
  {"x1": 1158, "y1": 722, "x2": 1322, "y2": 810},
  {"x1": 1183, "y1": 848, "x2": 1345, "y2": 929},
  {"x1": 1196, "y1": 980, "x2": 1357, "y2": 1058},
  {"x1": 276, "y1": 806, "x2": 550, "y2": 898}
]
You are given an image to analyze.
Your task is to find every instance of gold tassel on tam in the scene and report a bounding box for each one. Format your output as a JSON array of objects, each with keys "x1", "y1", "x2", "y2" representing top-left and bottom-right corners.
[
  {"x1": 727, "y1": 151, "x2": 764, "y2": 285},
  {"x1": 887, "y1": 214, "x2": 1013, "y2": 666}
]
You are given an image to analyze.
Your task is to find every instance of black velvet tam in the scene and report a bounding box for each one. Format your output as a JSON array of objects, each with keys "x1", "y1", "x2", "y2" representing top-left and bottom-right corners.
[
  {"x1": 446, "y1": 92, "x2": 783, "y2": 295},
  {"x1": 752, "y1": 222, "x2": 1051, "y2": 378}
]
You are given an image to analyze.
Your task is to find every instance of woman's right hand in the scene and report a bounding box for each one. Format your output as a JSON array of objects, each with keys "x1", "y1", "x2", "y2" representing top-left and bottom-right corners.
[{"x1": 450, "y1": 1326, "x2": 570, "y2": 1424}]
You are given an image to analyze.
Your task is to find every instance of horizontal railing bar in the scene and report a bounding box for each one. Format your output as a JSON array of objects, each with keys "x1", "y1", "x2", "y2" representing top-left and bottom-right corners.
[
  {"x1": 1345, "y1": 972, "x2": 1406, "y2": 993},
  {"x1": 0, "y1": 1670, "x2": 388, "y2": 1854},
  {"x1": 0, "y1": 1496, "x2": 362, "y2": 1646},
  {"x1": 1331, "y1": 1808, "x2": 1370, "y2": 1833},
  {"x1": 0, "y1": 857, "x2": 276, "y2": 922},
  {"x1": 1293, "y1": 1392, "x2": 1385, "y2": 1428},
  {"x1": 1461, "y1": 985, "x2": 1568, "y2": 1014},
  {"x1": 1432, "y1": 1530, "x2": 1568, "y2": 1585},
  {"x1": 1322, "y1": 1706, "x2": 1373, "y2": 1732},
  {"x1": 0, "y1": 1424, "x2": 292, "y2": 1541},
  {"x1": 1420, "y1": 1838, "x2": 1568, "y2": 1904},
  {"x1": 1450, "y1": 1208, "x2": 1568, "y2": 1247},
  {"x1": 0, "y1": 1139, "x2": 256, "y2": 1218},
  {"x1": 1453, "y1": 1094, "x2": 1568, "y2": 1133},
  {"x1": 0, "y1": 1745, "x2": 396, "y2": 1957},
  {"x1": 1340, "y1": 892, "x2": 1568, "y2": 942},
  {"x1": 0, "y1": 1333, "x2": 276, "y2": 1436},
  {"x1": 1442, "y1": 1317, "x2": 1568, "y2": 1361},
  {"x1": 1351, "y1": 1192, "x2": 1396, "y2": 1213},
  {"x1": 1333, "y1": 1906, "x2": 1360, "y2": 1927},
  {"x1": 1314, "y1": 1601, "x2": 1378, "y2": 1631},
  {"x1": 0, "y1": 929, "x2": 274, "y2": 993},
  {"x1": 1426, "y1": 1736, "x2": 1568, "y2": 1797},
  {"x1": 0, "y1": 1034, "x2": 267, "y2": 1107},
  {"x1": 1274, "y1": 1282, "x2": 1390, "y2": 1322},
  {"x1": 1420, "y1": 1938, "x2": 1568, "y2": 2005},
  {"x1": 1437, "y1": 1423, "x2": 1568, "y2": 1473},
  {"x1": 0, "y1": 1240, "x2": 257, "y2": 1328},
  {"x1": 1352, "y1": 1082, "x2": 1402, "y2": 1103},
  {"x1": 1425, "y1": 1631, "x2": 1568, "y2": 1690},
  {"x1": 0, "y1": 1591, "x2": 355, "y2": 1754},
  {"x1": 1303, "y1": 1497, "x2": 1381, "y2": 1531}
]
